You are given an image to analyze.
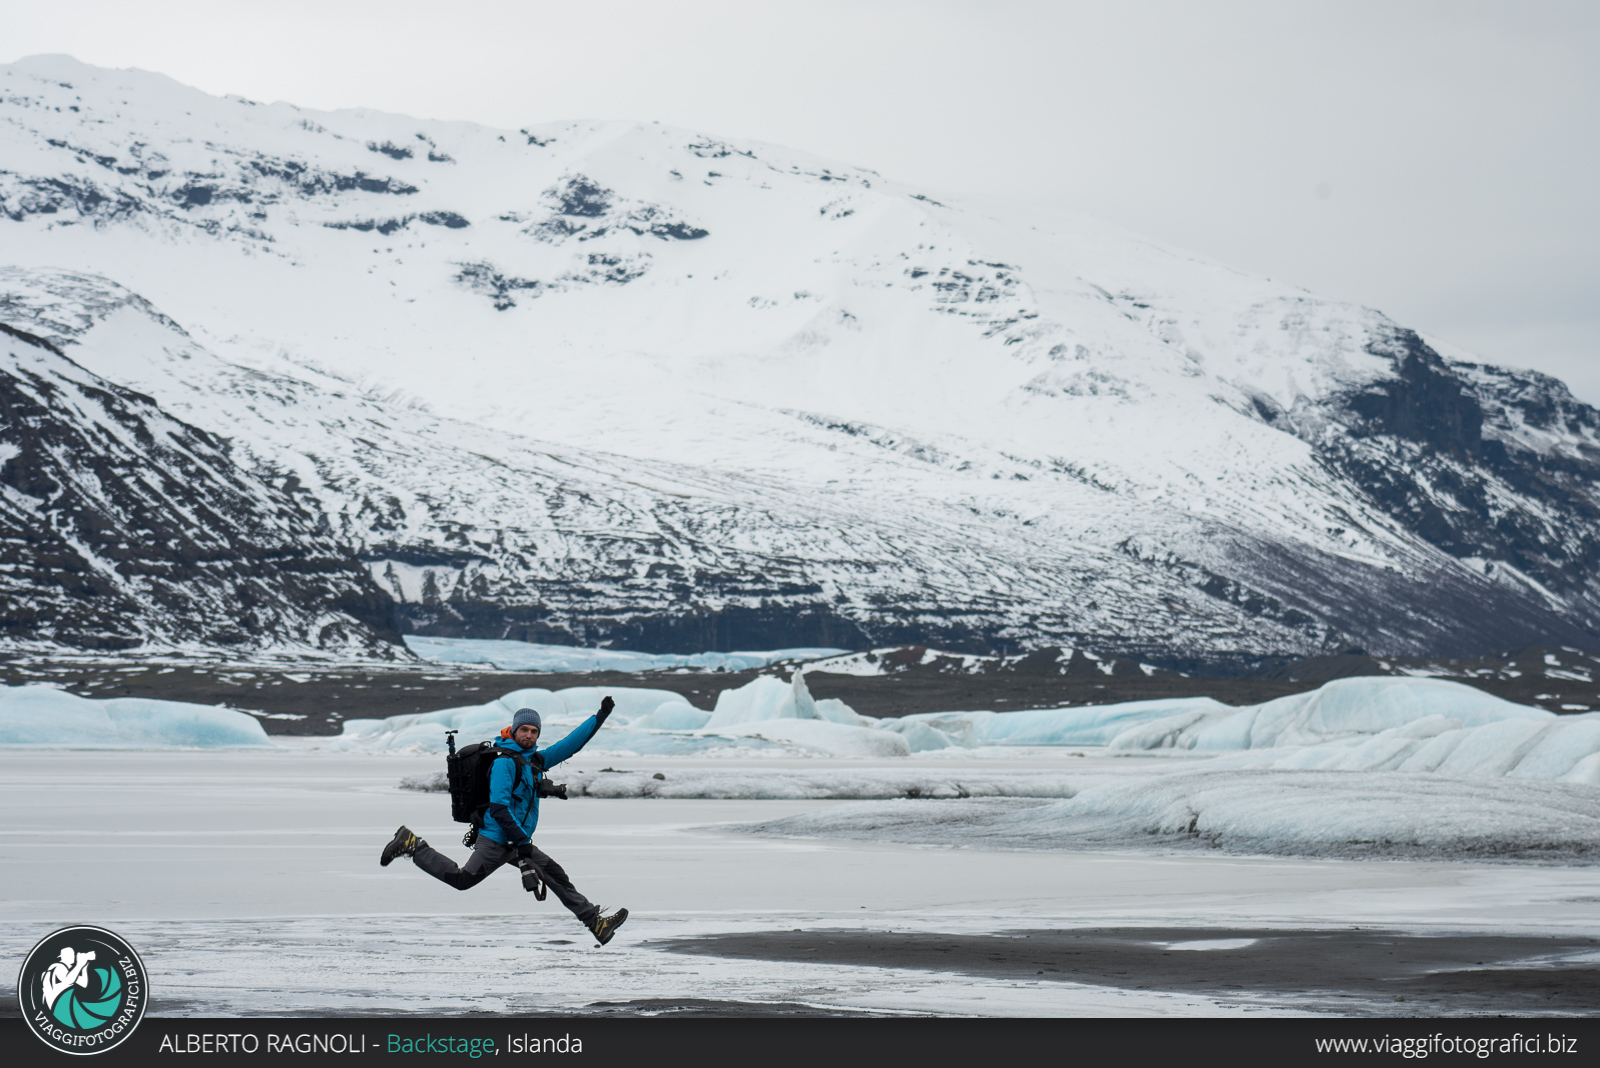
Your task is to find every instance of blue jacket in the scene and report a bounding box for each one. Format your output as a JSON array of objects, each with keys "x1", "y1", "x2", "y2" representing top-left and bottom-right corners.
[{"x1": 480, "y1": 716, "x2": 600, "y2": 846}]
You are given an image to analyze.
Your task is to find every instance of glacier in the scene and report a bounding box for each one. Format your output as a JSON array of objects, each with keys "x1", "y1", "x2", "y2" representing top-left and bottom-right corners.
[{"x1": 402, "y1": 636, "x2": 848, "y2": 673}]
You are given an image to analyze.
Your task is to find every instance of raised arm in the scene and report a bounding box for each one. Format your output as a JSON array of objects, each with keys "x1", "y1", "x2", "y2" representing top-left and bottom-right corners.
[{"x1": 540, "y1": 697, "x2": 613, "y2": 769}]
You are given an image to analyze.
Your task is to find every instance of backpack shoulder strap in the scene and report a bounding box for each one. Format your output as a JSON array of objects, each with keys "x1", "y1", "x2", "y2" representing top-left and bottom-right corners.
[{"x1": 492, "y1": 748, "x2": 530, "y2": 792}]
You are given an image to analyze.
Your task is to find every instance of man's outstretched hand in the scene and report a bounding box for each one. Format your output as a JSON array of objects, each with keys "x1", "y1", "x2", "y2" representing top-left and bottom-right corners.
[{"x1": 596, "y1": 695, "x2": 615, "y2": 726}]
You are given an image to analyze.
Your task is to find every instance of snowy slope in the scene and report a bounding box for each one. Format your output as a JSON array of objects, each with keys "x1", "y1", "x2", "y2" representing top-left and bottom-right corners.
[
  {"x1": 2, "y1": 55, "x2": 1597, "y2": 658},
  {"x1": 0, "y1": 319, "x2": 399, "y2": 656}
]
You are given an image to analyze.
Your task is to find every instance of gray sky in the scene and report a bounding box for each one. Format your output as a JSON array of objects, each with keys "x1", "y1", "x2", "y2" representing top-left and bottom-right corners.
[{"x1": 5, "y1": 0, "x2": 1597, "y2": 402}]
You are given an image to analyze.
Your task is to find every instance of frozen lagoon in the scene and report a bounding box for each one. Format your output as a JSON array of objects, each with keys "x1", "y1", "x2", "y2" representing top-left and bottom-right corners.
[{"x1": 4, "y1": 744, "x2": 1600, "y2": 1017}]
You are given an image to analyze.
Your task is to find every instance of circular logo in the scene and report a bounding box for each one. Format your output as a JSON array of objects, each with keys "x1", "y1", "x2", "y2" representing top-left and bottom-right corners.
[{"x1": 17, "y1": 926, "x2": 148, "y2": 1055}]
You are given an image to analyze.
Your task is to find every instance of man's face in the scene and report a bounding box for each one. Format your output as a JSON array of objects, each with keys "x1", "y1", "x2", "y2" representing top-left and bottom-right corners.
[{"x1": 513, "y1": 724, "x2": 540, "y2": 748}]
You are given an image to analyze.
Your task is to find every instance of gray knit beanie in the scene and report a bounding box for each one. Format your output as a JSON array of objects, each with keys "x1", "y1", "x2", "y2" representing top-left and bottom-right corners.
[{"x1": 511, "y1": 708, "x2": 542, "y2": 733}]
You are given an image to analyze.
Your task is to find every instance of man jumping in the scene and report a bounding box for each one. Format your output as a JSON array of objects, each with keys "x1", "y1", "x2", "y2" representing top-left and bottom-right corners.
[{"x1": 380, "y1": 697, "x2": 628, "y2": 945}]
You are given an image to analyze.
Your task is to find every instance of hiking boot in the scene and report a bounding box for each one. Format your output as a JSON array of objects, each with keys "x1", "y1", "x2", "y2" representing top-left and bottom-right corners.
[
  {"x1": 380, "y1": 825, "x2": 422, "y2": 866},
  {"x1": 588, "y1": 908, "x2": 628, "y2": 946}
]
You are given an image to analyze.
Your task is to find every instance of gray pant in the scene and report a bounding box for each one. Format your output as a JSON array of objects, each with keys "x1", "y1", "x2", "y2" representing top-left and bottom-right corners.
[{"x1": 412, "y1": 835, "x2": 598, "y2": 925}]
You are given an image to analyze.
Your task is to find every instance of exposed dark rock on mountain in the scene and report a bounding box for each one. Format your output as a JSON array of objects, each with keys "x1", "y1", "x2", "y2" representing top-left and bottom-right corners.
[
  {"x1": 0, "y1": 322, "x2": 403, "y2": 655},
  {"x1": 1315, "y1": 328, "x2": 1600, "y2": 605}
]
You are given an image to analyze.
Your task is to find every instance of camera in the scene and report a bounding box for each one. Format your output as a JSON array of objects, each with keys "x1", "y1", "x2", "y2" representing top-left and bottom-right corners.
[
  {"x1": 516, "y1": 857, "x2": 547, "y2": 899},
  {"x1": 535, "y1": 779, "x2": 568, "y2": 800}
]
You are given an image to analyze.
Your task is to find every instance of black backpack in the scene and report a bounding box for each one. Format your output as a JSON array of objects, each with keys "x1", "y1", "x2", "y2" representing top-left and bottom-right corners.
[{"x1": 444, "y1": 731, "x2": 541, "y2": 827}]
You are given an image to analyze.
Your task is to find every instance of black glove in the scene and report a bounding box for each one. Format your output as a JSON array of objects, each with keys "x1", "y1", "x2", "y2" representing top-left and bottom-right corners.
[
  {"x1": 596, "y1": 695, "x2": 615, "y2": 726},
  {"x1": 514, "y1": 841, "x2": 534, "y2": 861}
]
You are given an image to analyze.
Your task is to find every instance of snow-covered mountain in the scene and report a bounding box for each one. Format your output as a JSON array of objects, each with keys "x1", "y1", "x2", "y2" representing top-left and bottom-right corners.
[
  {"x1": 0, "y1": 318, "x2": 399, "y2": 656},
  {"x1": 2, "y1": 54, "x2": 1597, "y2": 659}
]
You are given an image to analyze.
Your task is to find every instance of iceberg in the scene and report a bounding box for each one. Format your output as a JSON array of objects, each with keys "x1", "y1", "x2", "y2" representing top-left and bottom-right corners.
[
  {"x1": 12, "y1": 670, "x2": 1600, "y2": 784},
  {"x1": 703, "y1": 671, "x2": 869, "y2": 727},
  {"x1": 903, "y1": 698, "x2": 1228, "y2": 748},
  {"x1": 301, "y1": 674, "x2": 1600, "y2": 774},
  {"x1": 628, "y1": 701, "x2": 712, "y2": 731},
  {"x1": 0, "y1": 685, "x2": 272, "y2": 748},
  {"x1": 511, "y1": 686, "x2": 687, "y2": 725},
  {"x1": 878, "y1": 718, "x2": 961, "y2": 752},
  {"x1": 328, "y1": 685, "x2": 686, "y2": 752},
  {"x1": 707, "y1": 718, "x2": 911, "y2": 759},
  {"x1": 1100, "y1": 677, "x2": 1600, "y2": 783},
  {"x1": 326, "y1": 674, "x2": 905, "y2": 758}
]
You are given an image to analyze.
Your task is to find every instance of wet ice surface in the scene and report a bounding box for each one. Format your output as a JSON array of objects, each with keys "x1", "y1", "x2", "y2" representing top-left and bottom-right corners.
[
  {"x1": 4, "y1": 749, "x2": 1600, "y2": 1017},
  {"x1": 740, "y1": 771, "x2": 1600, "y2": 862}
]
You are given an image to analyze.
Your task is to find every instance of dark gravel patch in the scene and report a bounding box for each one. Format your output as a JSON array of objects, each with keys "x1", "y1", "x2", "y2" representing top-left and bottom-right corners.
[
  {"x1": 657, "y1": 927, "x2": 1600, "y2": 1016},
  {"x1": 573, "y1": 998, "x2": 884, "y2": 1017}
]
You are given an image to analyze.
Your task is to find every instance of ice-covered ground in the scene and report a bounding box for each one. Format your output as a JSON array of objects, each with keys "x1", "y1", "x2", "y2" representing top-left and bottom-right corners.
[
  {"x1": 4, "y1": 747, "x2": 1600, "y2": 1018},
  {"x1": 6, "y1": 674, "x2": 1600, "y2": 1015},
  {"x1": 745, "y1": 772, "x2": 1600, "y2": 862}
]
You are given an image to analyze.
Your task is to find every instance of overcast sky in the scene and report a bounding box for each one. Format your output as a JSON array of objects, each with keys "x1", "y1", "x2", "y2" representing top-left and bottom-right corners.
[{"x1": 5, "y1": 0, "x2": 1597, "y2": 402}]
